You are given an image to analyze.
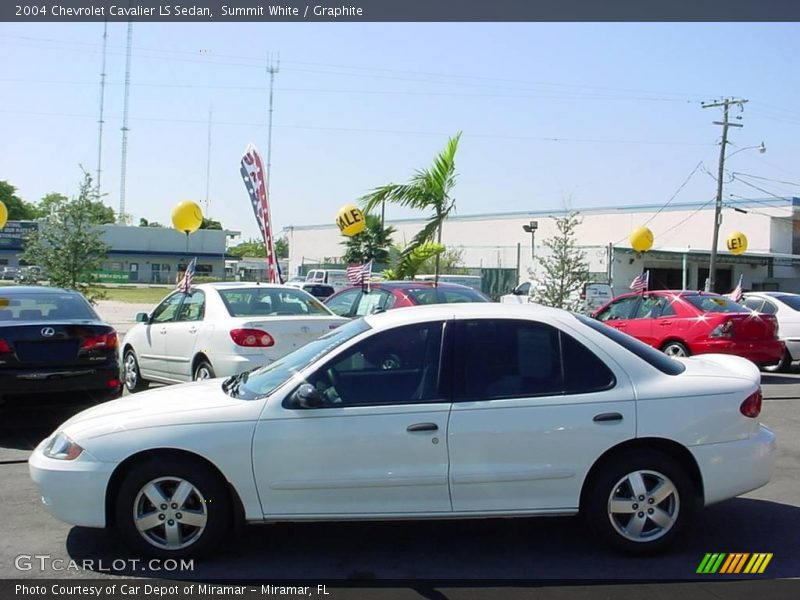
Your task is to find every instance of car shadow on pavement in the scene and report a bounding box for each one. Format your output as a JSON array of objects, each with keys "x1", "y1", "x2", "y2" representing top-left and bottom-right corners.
[{"x1": 67, "y1": 497, "x2": 799, "y2": 581}]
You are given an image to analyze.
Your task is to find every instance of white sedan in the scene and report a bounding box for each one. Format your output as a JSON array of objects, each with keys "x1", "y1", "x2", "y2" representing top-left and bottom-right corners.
[
  {"x1": 742, "y1": 291, "x2": 800, "y2": 372},
  {"x1": 120, "y1": 282, "x2": 347, "y2": 391},
  {"x1": 30, "y1": 303, "x2": 775, "y2": 558}
]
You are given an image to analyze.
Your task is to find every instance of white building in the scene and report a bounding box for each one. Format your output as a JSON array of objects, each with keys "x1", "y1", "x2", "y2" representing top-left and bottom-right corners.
[{"x1": 284, "y1": 196, "x2": 800, "y2": 295}]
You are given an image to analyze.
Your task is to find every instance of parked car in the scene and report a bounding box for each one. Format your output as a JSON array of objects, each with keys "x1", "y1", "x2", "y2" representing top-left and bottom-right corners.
[
  {"x1": 325, "y1": 281, "x2": 491, "y2": 318},
  {"x1": 502, "y1": 280, "x2": 613, "y2": 313},
  {"x1": 741, "y1": 291, "x2": 800, "y2": 372},
  {"x1": 0, "y1": 286, "x2": 122, "y2": 404},
  {"x1": 14, "y1": 265, "x2": 45, "y2": 284},
  {"x1": 120, "y1": 282, "x2": 348, "y2": 392},
  {"x1": 593, "y1": 290, "x2": 784, "y2": 366},
  {"x1": 30, "y1": 303, "x2": 775, "y2": 559},
  {"x1": 284, "y1": 281, "x2": 336, "y2": 300},
  {"x1": 0, "y1": 266, "x2": 19, "y2": 281}
]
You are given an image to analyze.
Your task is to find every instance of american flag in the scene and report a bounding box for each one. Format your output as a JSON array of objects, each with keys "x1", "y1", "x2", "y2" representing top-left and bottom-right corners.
[
  {"x1": 729, "y1": 274, "x2": 744, "y2": 302},
  {"x1": 240, "y1": 144, "x2": 280, "y2": 283},
  {"x1": 346, "y1": 260, "x2": 373, "y2": 285},
  {"x1": 629, "y1": 270, "x2": 649, "y2": 293},
  {"x1": 176, "y1": 257, "x2": 197, "y2": 293}
]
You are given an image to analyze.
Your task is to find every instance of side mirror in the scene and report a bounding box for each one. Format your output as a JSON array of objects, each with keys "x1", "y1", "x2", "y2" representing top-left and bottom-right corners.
[
  {"x1": 513, "y1": 286, "x2": 526, "y2": 296},
  {"x1": 291, "y1": 383, "x2": 324, "y2": 409},
  {"x1": 135, "y1": 312, "x2": 150, "y2": 323}
]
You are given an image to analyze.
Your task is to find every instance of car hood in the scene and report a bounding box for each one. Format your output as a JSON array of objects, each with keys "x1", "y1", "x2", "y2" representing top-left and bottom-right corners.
[{"x1": 58, "y1": 379, "x2": 265, "y2": 442}]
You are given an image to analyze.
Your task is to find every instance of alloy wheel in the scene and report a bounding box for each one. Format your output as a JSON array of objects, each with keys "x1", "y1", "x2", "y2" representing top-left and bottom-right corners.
[
  {"x1": 133, "y1": 476, "x2": 208, "y2": 551},
  {"x1": 607, "y1": 469, "x2": 680, "y2": 543}
]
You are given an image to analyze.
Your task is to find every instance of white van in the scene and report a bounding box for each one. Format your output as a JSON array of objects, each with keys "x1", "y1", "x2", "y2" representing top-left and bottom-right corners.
[{"x1": 305, "y1": 269, "x2": 350, "y2": 291}]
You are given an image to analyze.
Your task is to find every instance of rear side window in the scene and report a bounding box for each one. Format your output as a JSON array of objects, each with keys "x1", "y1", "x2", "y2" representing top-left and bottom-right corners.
[
  {"x1": 0, "y1": 292, "x2": 96, "y2": 321},
  {"x1": 576, "y1": 314, "x2": 686, "y2": 375},
  {"x1": 456, "y1": 319, "x2": 615, "y2": 400},
  {"x1": 407, "y1": 287, "x2": 490, "y2": 305}
]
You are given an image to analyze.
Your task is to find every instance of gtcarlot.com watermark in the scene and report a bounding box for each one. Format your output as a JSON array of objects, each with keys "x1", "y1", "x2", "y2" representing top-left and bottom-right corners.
[{"x1": 14, "y1": 554, "x2": 194, "y2": 573}]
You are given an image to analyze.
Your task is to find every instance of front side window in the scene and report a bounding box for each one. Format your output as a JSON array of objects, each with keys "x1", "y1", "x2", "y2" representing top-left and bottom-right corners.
[
  {"x1": 596, "y1": 296, "x2": 639, "y2": 321},
  {"x1": 456, "y1": 319, "x2": 614, "y2": 400},
  {"x1": 150, "y1": 293, "x2": 184, "y2": 324},
  {"x1": 325, "y1": 288, "x2": 361, "y2": 317},
  {"x1": 354, "y1": 290, "x2": 395, "y2": 316},
  {"x1": 298, "y1": 322, "x2": 444, "y2": 407}
]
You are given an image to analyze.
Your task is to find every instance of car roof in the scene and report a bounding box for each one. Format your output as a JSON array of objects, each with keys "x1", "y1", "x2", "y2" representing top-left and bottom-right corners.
[
  {"x1": 0, "y1": 285, "x2": 77, "y2": 295},
  {"x1": 744, "y1": 291, "x2": 798, "y2": 297},
  {"x1": 195, "y1": 281, "x2": 290, "y2": 290},
  {"x1": 339, "y1": 280, "x2": 478, "y2": 291},
  {"x1": 363, "y1": 302, "x2": 568, "y2": 329}
]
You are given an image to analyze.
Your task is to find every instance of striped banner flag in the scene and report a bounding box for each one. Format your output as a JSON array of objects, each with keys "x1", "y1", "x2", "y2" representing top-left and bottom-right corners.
[
  {"x1": 239, "y1": 143, "x2": 280, "y2": 283},
  {"x1": 630, "y1": 270, "x2": 649, "y2": 293},
  {"x1": 176, "y1": 257, "x2": 196, "y2": 293}
]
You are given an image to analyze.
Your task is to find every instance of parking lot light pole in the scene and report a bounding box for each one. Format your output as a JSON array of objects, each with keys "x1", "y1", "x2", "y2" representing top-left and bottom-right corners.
[{"x1": 522, "y1": 221, "x2": 538, "y2": 261}]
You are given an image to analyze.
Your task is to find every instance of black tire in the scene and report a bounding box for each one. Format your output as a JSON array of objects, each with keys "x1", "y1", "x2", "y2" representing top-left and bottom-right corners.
[
  {"x1": 115, "y1": 456, "x2": 231, "y2": 559},
  {"x1": 123, "y1": 349, "x2": 150, "y2": 393},
  {"x1": 193, "y1": 359, "x2": 216, "y2": 381},
  {"x1": 762, "y1": 349, "x2": 790, "y2": 373},
  {"x1": 582, "y1": 450, "x2": 695, "y2": 555},
  {"x1": 661, "y1": 341, "x2": 690, "y2": 359}
]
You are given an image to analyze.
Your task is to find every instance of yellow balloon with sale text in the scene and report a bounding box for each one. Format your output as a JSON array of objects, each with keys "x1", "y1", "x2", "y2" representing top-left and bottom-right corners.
[{"x1": 336, "y1": 204, "x2": 366, "y2": 236}]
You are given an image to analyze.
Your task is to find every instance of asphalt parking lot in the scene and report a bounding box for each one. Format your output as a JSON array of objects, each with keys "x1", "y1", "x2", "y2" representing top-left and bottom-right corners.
[{"x1": 1, "y1": 301, "x2": 799, "y2": 585}]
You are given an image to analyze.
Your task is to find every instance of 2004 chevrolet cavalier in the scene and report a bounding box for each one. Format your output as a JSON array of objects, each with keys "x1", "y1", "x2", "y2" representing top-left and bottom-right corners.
[{"x1": 29, "y1": 303, "x2": 776, "y2": 558}]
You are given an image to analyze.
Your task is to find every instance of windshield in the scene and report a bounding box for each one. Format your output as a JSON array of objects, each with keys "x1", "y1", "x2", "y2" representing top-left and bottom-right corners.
[
  {"x1": 775, "y1": 294, "x2": 800, "y2": 311},
  {"x1": 0, "y1": 291, "x2": 97, "y2": 321},
  {"x1": 228, "y1": 318, "x2": 371, "y2": 399},
  {"x1": 219, "y1": 287, "x2": 331, "y2": 317},
  {"x1": 406, "y1": 287, "x2": 490, "y2": 305},
  {"x1": 683, "y1": 294, "x2": 748, "y2": 314}
]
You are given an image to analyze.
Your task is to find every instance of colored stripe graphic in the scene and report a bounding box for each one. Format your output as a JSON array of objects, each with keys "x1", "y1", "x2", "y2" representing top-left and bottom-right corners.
[{"x1": 697, "y1": 553, "x2": 773, "y2": 574}]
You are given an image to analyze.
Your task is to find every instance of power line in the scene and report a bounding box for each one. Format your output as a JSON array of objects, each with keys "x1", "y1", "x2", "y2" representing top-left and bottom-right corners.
[{"x1": 731, "y1": 171, "x2": 800, "y2": 188}]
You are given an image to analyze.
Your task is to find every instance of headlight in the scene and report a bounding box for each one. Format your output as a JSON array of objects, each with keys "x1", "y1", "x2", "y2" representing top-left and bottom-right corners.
[{"x1": 43, "y1": 432, "x2": 84, "y2": 460}]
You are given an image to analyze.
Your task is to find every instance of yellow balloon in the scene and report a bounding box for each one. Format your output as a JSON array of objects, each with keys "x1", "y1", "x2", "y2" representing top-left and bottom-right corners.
[
  {"x1": 336, "y1": 204, "x2": 366, "y2": 236},
  {"x1": 0, "y1": 200, "x2": 7, "y2": 229},
  {"x1": 171, "y1": 200, "x2": 204, "y2": 234},
  {"x1": 726, "y1": 231, "x2": 748, "y2": 255},
  {"x1": 629, "y1": 226, "x2": 654, "y2": 253}
]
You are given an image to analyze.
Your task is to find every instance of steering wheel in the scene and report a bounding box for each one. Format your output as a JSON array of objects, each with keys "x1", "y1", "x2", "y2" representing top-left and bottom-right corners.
[
  {"x1": 321, "y1": 368, "x2": 342, "y2": 405},
  {"x1": 380, "y1": 353, "x2": 402, "y2": 370}
]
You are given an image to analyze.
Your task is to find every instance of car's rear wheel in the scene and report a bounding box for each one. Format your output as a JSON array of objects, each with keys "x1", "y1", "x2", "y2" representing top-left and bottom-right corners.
[
  {"x1": 193, "y1": 360, "x2": 215, "y2": 381},
  {"x1": 123, "y1": 349, "x2": 150, "y2": 393},
  {"x1": 583, "y1": 450, "x2": 694, "y2": 555},
  {"x1": 762, "y1": 349, "x2": 790, "y2": 373},
  {"x1": 115, "y1": 457, "x2": 230, "y2": 558},
  {"x1": 661, "y1": 341, "x2": 689, "y2": 358}
]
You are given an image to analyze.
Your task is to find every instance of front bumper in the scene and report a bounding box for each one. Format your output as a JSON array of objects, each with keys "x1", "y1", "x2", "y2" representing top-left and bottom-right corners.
[
  {"x1": 691, "y1": 424, "x2": 776, "y2": 506},
  {"x1": 28, "y1": 442, "x2": 114, "y2": 528}
]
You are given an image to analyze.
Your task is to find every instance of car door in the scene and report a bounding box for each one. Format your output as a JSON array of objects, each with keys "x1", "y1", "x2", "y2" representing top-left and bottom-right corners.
[
  {"x1": 325, "y1": 288, "x2": 362, "y2": 317},
  {"x1": 165, "y1": 289, "x2": 206, "y2": 381},
  {"x1": 625, "y1": 294, "x2": 662, "y2": 347},
  {"x1": 595, "y1": 296, "x2": 641, "y2": 335},
  {"x1": 252, "y1": 320, "x2": 452, "y2": 516},
  {"x1": 447, "y1": 318, "x2": 635, "y2": 512},
  {"x1": 136, "y1": 292, "x2": 185, "y2": 378}
]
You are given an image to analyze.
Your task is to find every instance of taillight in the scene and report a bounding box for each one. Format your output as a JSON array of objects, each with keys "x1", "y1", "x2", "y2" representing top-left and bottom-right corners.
[
  {"x1": 0, "y1": 339, "x2": 11, "y2": 354},
  {"x1": 82, "y1": 332, "x2": 118, "y2": 350},
  {"x1": 709, "y1": 319, "x2": 734, "y2": 338},
  {"x1": 740, "y1": 388, "x2": 763, "y2": 418},
  {"x1": 230, "y1": 328, "x2": 275, "y2": 347}
]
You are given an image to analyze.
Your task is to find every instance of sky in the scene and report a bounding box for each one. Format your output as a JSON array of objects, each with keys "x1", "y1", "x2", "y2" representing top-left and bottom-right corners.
[{"x1": 1, "y1": 22, "x2": 799, "y2": 242}]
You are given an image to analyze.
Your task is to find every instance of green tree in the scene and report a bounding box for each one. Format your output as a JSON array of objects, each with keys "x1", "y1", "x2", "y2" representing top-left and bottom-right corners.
[
  {"x1": 138, "y1": 218, "x2": 163, "y2": 227},
  {"x1": 0, "y1": 181, "x2": 39, "y2": 220},
  {"x1": 382, "y1": 242, "x2": 444, "y2": 281},
  {"x1": 361, "y1": 132, "x2": 462, "y2": 283},
  {"x1": 200, "y1": 217, "x2": 223, "y2": 230},
  {"x1": 274, "y1": 236, "x2": 289, "y2": 259},
  {"x1": 20, "y1": 172, "x2": 111, "y2": 303},
  {"x1": 229, "y1": 238, "x2": 266, "y2": 258},
  {"x1": 38, "y1": 192, "x2": 116, "y2": 224},
  {"x1": 530, "y1": 212, "x2": 589, "y2": 311},
  {"x1": 341, "y1": 214, "x2": 396, "y2": 264}
]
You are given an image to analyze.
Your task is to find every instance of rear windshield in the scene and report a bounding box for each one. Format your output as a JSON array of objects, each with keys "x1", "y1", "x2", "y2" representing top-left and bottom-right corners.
[
  {"x1": 219, "y1": 288, "x2": 331, "y2": 317},
  {"x1": 683, "y1": 295, "x2": 748, "y2": 313},
  {"x1": 775, "y1": 295, "x2": 800, "y2": 311},
  {"x1": 406, "y1": 287, "x2": 490, "y2": 305},
  {"x1": 575, "y1": 314, "x2": 686, "y2": 375},
  {"x1": 0, "y1": 292, "x2": 97, "y2": 321}
]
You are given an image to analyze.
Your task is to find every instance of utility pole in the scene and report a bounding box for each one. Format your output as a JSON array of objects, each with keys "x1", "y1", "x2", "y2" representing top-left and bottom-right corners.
[
  {"x1": 266, "y1": 53, "x2": 280, "y2": 194},
  {"x1": 701, "y1": 97, "x2": 747, "y2": 292},
  {"x1": 119, "y1": 21, "x2": 133, "y2": 223},
  {"x1": 95, "y1": 20, "x2": 108, "y2": 200}
]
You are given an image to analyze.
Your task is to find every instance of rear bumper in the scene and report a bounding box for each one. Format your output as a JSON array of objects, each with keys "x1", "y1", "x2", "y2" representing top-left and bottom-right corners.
[
  {"x1": 784, "y1": 339, "x2": 800, "y2": 361},
  {"x1": 692, "y1": 339, "x2": 785, "y2": 366},
  {"x1": 210, "y1": 353, "x2": 274, "y2": 378},
  {"x1": 691, "y1": 425, "x2": 777, "y2": 506},
  {"x1": 0, "y1": 361, "x2": 121, "y2": 398}
]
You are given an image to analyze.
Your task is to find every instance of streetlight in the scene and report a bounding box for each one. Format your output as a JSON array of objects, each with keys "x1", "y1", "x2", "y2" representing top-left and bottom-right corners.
[
  {"x1": 522, "y1": 221, "x2": 538, "y2": 260},
  {"x1": 707, "y1": 142, "x2": 766, "y2": 292}
]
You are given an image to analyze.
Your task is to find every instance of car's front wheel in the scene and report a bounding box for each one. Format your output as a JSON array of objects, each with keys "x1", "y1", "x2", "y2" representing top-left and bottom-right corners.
[
  {"x1": 123, "y1": 349, "x2": 150, "y2": 393},
  {"x1": 583, "y1": 450, "x2": 694, "y2": 555},
  {"x1": 115, "y1": 457, "x2": 231, "y2": 558}
]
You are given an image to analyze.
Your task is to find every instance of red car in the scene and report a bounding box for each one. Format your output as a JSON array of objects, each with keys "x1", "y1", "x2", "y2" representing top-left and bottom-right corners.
[
  {"x1": 593, "y1": 290, "x2": 784, "y2": 367},
  {"x1": 324, "y1": 281, "x2": 490, "y2": 318}
]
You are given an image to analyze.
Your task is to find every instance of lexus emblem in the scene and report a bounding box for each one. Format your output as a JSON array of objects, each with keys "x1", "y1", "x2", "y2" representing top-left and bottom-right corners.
[{"x1": 41, "y1": 327, "x2": 56, "y2": 337}]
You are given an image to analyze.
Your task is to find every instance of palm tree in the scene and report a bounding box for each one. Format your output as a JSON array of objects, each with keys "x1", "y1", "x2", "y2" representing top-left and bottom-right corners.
[
  {"x1": 341, "y1": 214, "x2": 397, "y2": 265},
  {"x1": 361, "y1": 132, "x2": 461, "y2": 283}
]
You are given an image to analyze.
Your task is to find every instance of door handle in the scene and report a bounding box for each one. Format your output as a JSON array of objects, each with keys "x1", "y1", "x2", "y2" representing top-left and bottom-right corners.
[
  {"x1": 159, "y1": 328, "x2": 167, "y2": 335},
  {"x1": 593, "y1": 412, "x2": 623, "y2": 423},
  {"x1": 188, "y1": 327, "x2": 197, "y2": 334},
  {"x1": 407, "y1": 422, "x2": 438, "y2": 432},
  {"x1": 658, "y1": 321, "x2": 674, "y2": 327}
]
